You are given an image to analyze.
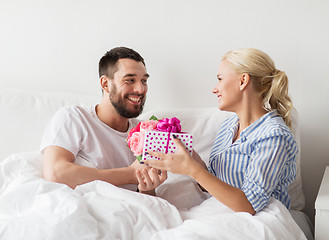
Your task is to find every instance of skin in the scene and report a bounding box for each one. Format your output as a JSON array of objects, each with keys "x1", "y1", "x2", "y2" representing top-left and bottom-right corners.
[
  {"x1": 143, "y1": 59, "x2": 269, "y2": 214},
  {"x1": 43, "y1": 58, "x2": 167, "y2": 194}
]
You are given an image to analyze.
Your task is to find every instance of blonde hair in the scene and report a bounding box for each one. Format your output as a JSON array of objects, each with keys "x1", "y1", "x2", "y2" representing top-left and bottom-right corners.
[{"x1": 222, "y1": 48, "x2": 293, "y2": 128}]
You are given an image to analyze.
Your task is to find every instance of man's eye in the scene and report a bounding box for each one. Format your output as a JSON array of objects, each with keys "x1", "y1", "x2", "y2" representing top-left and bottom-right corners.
[
  {"x1": 142, "y1": 79, "x2": 148, "y2": 85},
  {"x1": 126, "y1": 79, "x2": 135, "y2": 83}
]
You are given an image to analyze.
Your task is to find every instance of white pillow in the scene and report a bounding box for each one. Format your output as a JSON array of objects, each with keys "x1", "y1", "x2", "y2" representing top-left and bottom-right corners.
[
  {"x1": 288, "y1": 108, "x2": 305, "y2": 210},
  {"x1": 0, "y1": 89, "x2": 99, "y2": 161}
]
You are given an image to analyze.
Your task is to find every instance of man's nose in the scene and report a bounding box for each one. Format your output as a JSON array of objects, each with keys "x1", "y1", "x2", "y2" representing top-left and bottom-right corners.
[{"x1": 134, "y1": 81, "x2": 146, "y2": 93}]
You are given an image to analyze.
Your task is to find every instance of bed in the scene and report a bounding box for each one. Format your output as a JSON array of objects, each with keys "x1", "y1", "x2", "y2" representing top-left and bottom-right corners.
[{"x1": 0, "y1": 89, "x2": 313, "y2": 239}]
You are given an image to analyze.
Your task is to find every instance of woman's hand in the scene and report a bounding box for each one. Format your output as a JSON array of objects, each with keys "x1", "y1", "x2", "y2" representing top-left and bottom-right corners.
[
  {"x1": 136, "y1": 167, "x2": 167, "y2": 195},
  {"x1": 192, "y1": 149, "x2": 207, "y2": 170},
  {"x1": 142, "y1": 137, "x2": 202, "y2": 177},
  {"x1": 128, "y1": 159, "x2": 149, "y2": 184}
]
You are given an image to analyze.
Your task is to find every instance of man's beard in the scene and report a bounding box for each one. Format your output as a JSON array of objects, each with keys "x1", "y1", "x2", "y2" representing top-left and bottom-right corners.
[{"x1": 109, "y1": 84, "x2": 146, "y2": 118}]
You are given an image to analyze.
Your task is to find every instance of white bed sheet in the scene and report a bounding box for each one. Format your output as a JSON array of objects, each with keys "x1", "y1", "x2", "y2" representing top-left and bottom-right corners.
[{"x1": 0, "y1": 152, "x2": 307, "y2": 240}]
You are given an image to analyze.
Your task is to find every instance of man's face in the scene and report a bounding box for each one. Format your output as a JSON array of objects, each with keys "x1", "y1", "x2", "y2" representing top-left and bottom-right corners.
[{"x1": 108, "y1": 58, "x2": 149, "y2": 118}]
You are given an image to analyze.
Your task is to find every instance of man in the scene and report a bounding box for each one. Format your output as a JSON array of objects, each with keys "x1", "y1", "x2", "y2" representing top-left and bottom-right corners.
[{"x1": 41, "y1": 47, "x2": 167, "y2": 194}]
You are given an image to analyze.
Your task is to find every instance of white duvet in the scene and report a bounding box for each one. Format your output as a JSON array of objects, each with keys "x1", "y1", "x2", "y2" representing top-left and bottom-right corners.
[{"x1": 0, "y1": 152, "x2": 306, "y2": 240}]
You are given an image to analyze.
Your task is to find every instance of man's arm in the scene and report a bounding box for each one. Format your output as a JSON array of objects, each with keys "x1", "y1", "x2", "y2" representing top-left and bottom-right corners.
[{"x1": 43, "y1": 146, "x2": 139, "y2": 189}]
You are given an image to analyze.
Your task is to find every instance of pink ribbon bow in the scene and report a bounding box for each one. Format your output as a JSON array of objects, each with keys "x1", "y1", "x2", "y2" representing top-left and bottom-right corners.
[{"x1": 156, "y1": 117, "x2": 182, "y2": 133}]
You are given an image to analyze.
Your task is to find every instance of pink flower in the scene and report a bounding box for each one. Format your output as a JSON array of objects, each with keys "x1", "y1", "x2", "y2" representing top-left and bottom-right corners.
[
  {"x1": 157, "y1": 117, "x2": 181, "y2": 133},
  {"x1": 140, "y1": 120, "x2": 158, "y2": 133},
  {"x1": 128, "y1": 132, "x2": 144, "y2": 156},
  {"x1": 127, "y1": 123, "x2": 141, "y2": 147},
  {"x1": 126, "y1": 115, "x2": 182, "y2": 161}
]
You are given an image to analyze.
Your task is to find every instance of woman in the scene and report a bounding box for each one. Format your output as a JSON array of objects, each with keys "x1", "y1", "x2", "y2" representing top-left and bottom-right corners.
[{"x1": 138, "y1": 48, "x2": 298, "y2": 215}]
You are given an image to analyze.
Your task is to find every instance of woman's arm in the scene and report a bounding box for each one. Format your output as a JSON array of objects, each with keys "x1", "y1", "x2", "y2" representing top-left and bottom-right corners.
[
  {"x1": 190, "y1": 163, "x2": 255, "y2": 214},
  {"x1": 143, "y1": 138, "x2": 256, "y2": 215}
]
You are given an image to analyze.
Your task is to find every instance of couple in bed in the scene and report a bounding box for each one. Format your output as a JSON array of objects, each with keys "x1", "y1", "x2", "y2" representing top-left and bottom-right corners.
[{"x1": 40, "y1": 46, "x2": 297, "y2": 215}]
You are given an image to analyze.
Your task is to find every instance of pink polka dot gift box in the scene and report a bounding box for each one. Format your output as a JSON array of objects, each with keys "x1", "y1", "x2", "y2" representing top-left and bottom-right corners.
[
  {"x1": 142, "y1": 131, "x2": 193, "y2": 161},
  {"x1": 127, "y1": 115, "x2": 193, "y2": 162}
]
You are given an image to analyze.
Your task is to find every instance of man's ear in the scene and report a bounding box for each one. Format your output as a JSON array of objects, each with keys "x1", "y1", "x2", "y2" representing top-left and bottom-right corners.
[
  {"x1": 239, "y1": 73, "x2": 250, "y2": 91},
  {"x1": 100, "y1": 75, "x2": 110, "y2": 93}
]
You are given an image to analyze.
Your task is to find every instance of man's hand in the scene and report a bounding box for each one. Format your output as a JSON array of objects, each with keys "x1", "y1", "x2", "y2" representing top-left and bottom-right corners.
[
  {"x1": 129, "y1": 159, "x2": 148, "y2": 172},
  {"x1": 128, "y1": 159, "x2": 149, "y2": 184},
  {"x1": 136, "y1": 167, "x2": 167, "y2": 195}
]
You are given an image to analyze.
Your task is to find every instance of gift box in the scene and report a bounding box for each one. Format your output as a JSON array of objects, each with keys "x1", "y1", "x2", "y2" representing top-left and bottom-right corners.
[{"x1": 141, "y1": 131, "x2": 193, "y2": 161}]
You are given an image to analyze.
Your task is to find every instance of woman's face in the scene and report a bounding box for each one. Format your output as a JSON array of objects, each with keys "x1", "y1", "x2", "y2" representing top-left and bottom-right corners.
[{"x1": 212, "y1": 59, "x2": 242, "y2": 112}]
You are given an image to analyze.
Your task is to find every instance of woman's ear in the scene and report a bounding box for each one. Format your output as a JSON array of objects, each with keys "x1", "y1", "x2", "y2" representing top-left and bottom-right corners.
[
  {"x1": 100, "y1": 75, "x2": 110, "y2": 93},
  {"x1": 239, "y1": 73, "x2": 250, "y2": 91}
]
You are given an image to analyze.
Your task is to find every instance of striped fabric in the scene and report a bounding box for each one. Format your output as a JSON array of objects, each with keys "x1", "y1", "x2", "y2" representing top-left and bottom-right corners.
[{"x1": 208, "y1": 110, "x2": 298, "y2": 212}]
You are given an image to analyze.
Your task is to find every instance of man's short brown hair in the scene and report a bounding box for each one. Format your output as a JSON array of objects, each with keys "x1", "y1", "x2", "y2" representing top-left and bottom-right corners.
[{"x1": 98, "y1": 47, "x2": 145, "y2": 78}]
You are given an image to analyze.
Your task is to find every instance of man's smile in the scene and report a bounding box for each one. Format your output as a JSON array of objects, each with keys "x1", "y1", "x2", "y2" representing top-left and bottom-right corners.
[{"x1": 127, "y1": 95, "x2": 144, "y2": 104}]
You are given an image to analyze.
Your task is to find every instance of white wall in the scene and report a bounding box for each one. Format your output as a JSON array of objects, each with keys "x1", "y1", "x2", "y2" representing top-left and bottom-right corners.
[{"x1": 1, "y1": 0, "x2": 329, "y2": 223}]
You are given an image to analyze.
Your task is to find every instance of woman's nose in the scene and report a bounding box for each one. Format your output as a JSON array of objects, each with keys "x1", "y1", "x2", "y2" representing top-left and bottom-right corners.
[
  {"x1": 212, "y1": 81, "x2": 220, "y2": 94},
  {"x1": 212, "y1": 87, "x2": 218, "y2": 94}
]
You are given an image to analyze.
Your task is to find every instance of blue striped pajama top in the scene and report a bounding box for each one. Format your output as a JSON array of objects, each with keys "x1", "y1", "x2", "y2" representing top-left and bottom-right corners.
[{"x1": 208, "y1": 110, "x2": 298, "y2": 212}]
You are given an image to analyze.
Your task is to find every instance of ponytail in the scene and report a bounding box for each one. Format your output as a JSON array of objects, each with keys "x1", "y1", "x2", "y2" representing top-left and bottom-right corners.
[{"x1": 262, "y1": 70, "x2": 293, "y2": 128}]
